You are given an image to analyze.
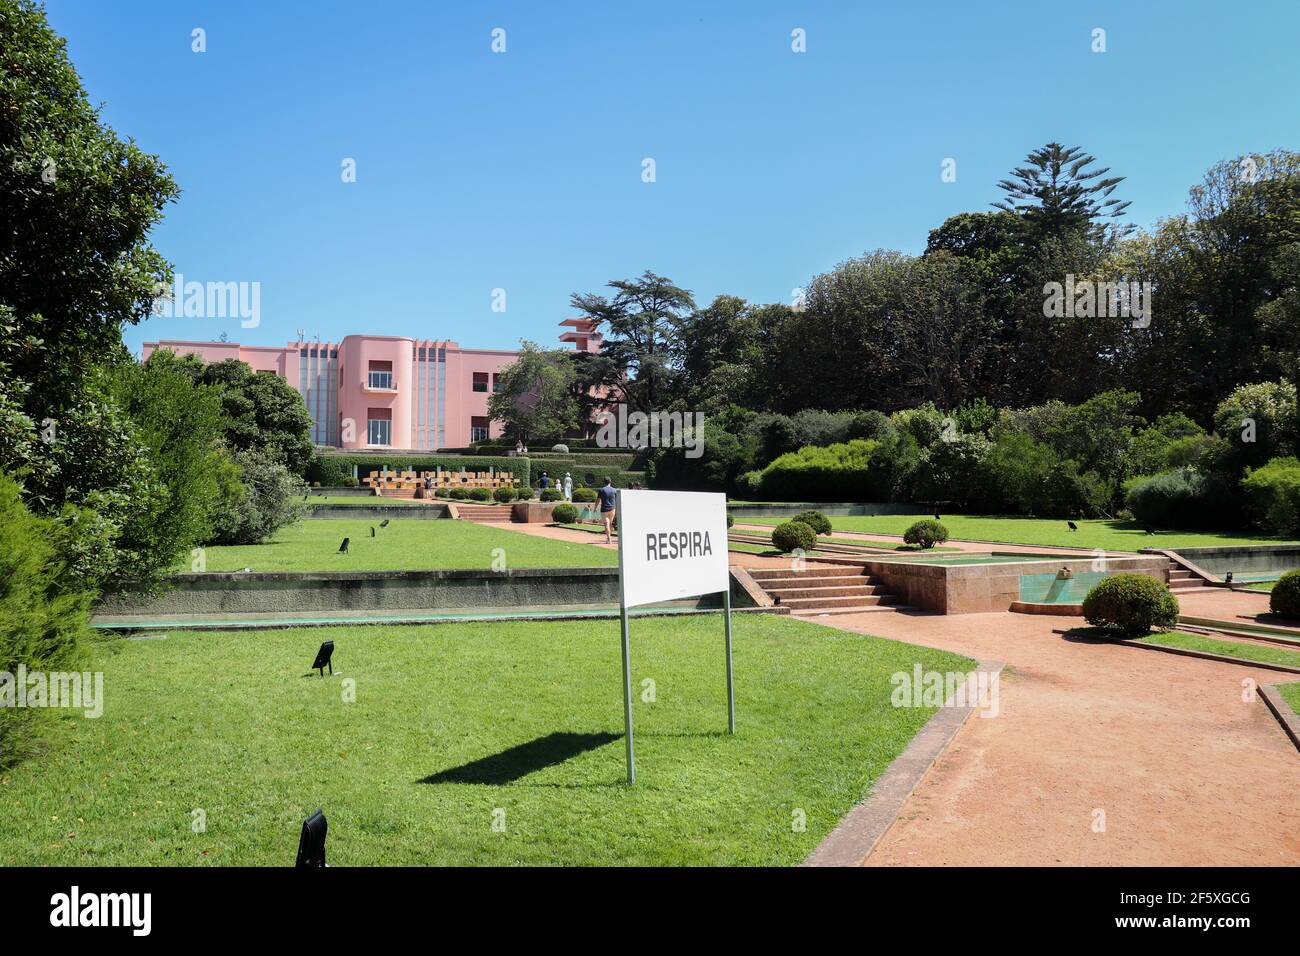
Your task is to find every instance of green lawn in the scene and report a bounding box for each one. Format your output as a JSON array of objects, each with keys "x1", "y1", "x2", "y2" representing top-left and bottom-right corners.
[
  {"x1": 1130, "y1": 631, "x2": 1300, "y2": 669},
  {"x1": 1278, "y1": 681, "x2": 1300, "y2": 717},
  {"x1": 189, "y1": 519, "x2": 617, "y2": 572},
  {"x1": 0, "y1": 616, "x2": 972, "y2": 866},
  {"x1": 1245, "y1": 581, "x2": 1278, "y2": 592},
  {"x1": 739, "y1": 513, "x2": 1294, "y2": 553},
  {"x1": 308, "y1": 495, "x2": 424, "y2": 506}
]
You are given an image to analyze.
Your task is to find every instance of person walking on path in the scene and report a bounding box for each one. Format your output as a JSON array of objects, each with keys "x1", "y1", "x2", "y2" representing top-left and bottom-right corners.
[
  {"x1": 563, "y1": 472, "x2": 573, "y2": 501},
  {"x1": 597, "y1": 477, "x2": 617, "y2": 544}
]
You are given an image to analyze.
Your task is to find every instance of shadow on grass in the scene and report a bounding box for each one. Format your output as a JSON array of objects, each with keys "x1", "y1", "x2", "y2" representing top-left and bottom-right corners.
[
  {"x1": 1060, "y1": 625, "x2": 1142, "y2": 643},
  {"x1": 420, "y1": 731, "x2": 620, "y2": 785},
  {"x1": 419, "y1": 729, "x2": 732, "y2": 786}
]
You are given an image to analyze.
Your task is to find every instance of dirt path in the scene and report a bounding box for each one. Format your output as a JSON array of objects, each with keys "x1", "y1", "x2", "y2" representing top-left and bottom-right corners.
[{"x1": 814, "y1": 606, "x2": 1300, "y2": 866}]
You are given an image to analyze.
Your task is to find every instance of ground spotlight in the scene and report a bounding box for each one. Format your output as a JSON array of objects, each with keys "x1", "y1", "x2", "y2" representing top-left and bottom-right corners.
[
  {"x1": 312, "y1": 640, "x2": 335, "y2": 676},
  {"x1": 295, "y1": 809, "x2": 327, "y2": 867}
]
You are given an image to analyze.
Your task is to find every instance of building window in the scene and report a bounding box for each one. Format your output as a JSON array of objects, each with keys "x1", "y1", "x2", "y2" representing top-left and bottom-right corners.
[
  {"x1": 470, "y1": 415, "x2": 490, "y2": 443},
  {"x1": 367, "y1": 407, "x2": 392, "y2": 446},
  {"x1": 492, "y1": 373, "x2": 504, "y2": 392},
  {"x1": 472, "y1": 372, "x2": 489, "y2": 393},
  {"x1": 368, "y1": 360, "x2": 394, "y2": 390}
]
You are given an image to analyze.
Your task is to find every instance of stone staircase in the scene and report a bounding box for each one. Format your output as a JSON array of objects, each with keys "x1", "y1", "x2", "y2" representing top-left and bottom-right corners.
[
  {"x1": 455, "y1": 503, "x2": 516, "y2": 524},
  {"x1": 747, "y1": 565, "x2": 904, "y2": 616},
  {"x1": 1166, "y1": 560, "x2": 1210, "y2": 593}
]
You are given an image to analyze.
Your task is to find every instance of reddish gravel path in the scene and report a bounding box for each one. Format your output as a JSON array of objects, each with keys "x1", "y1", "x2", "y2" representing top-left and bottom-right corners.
[{"x1": 812, "y1": 600, "x2": 1300, "y2": 866}]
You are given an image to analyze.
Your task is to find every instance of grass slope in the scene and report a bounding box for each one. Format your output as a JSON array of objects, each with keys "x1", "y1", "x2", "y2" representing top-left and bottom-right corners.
[
  {"x1": 740, "y1": 513, "x2": 1294, "y2": 553},
  {"x1": 0, "y1": 616, "x2": 971, "y2": 866},
  {"x1": 190, "y1": 520, "x2": 617, "y2": 572},
  {"x1": 1132, "y1": 631, "x2": 1300, "y2": 669}
]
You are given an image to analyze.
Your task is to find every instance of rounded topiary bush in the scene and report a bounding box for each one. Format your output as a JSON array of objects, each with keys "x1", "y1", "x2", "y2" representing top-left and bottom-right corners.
[
  {"x1": 551, "y1": 443, "x2": 569, "y2": 453},
  {"x1": 539, "y1": 488, "x2": 563, "y2": 502},
  {"x1": 1082, "y1": 573, "x2": 1179, "y2": 636},
  {"x1": 726, "y1": 514, "x2": 734, "y2": 529},
  {"x1": 448, "y1": 488, "x2": 468, "y2": 500},
  {"x1": 551, "y1": 503, "x2": 578, "y2": 524},
  {"x1": 1270, "y1": 570, "x2": 1300, "y2": 619},
  {"x1": 792, "y1": 510, "x2": 832, "y2": 536},
  {"x1": 772, "y1": 520, "x2": 817, "y2": 554},
  {"x1": 572, "y1": 487, "x2": 597, "y2": 503},
  {"x1": 493, "y1": 487, "x2": 514, "y2": 504},
  {"x1": 903, "y1": 519, "x2": 948, "y2": 549}
]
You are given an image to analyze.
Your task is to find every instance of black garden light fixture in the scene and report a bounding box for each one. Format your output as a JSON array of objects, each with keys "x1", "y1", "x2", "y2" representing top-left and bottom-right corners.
[
  {"x1": 311, "y1": 640, "x2": 335, "y2": 676},
  {"x1": 295, "y1": 809, "x2": 327, "y2": 867}
]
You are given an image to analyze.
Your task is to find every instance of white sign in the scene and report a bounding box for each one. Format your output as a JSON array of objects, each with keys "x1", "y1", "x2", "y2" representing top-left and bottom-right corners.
[{"x1": 616, "y1": 490, "x2": 729, "y2": 608}]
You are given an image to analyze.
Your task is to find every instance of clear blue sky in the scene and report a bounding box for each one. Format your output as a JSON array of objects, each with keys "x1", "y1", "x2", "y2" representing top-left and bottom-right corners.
[{"x1": 43, "y1": 0, "x2": 1300, "y2": 354}]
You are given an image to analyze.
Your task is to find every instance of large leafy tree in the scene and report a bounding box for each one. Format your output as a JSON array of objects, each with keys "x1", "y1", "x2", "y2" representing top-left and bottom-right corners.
[
  {"x1": 0, "y1": 0, "x2": 178, "y2": 408},
  {"x1": 487, "y1": 342, "x2": 580, "y2": 444},
  {"x1": 569, "y1": 271, "x2": 695, "y2": 413},
  {"x1": 168, "y1": 355, "x2": 314, "y2": 474}
]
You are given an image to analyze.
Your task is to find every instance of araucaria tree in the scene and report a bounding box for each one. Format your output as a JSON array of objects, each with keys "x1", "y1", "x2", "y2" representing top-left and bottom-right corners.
[{"x1": 994, "y1": 142, "x2": 1131, "y2": 239}]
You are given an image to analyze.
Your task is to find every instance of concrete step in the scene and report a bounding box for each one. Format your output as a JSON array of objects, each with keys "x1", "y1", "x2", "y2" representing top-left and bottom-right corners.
[
  {"x1": 756, "y1": 574, "x2": 878, "y2": 589},
  {"x1": 791, "y1": 603, "x2": 913, "y2": 617},
  {"x1": 765, "y1": 585, "x2": 881, "y2": 601},
  {"x1": 777, "y1": 594, "x2": 898, "y2": 611},
  {"x1": 749, "y1": 566, "x2": 867, "y2": 582}
]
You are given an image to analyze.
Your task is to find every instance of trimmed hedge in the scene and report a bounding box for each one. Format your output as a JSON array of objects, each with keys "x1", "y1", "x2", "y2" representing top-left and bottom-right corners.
[
  {"x1": 539, "y1": 488, "x2": 563, "y2": 502},
  {"x1": 903, "y1": 519, "x2": 948, "y2": 549},
  {"x1": 307, "y1": 453, "x2": 529, "y2": 486},
  {"x1": 755, "y1": 439, "x2": 877, "y2": 501},
  {"x1": 1271, "y1": 570, "x2": 1300, "y2": 619},
  {"x1": 551, "y1": 503, "x2": 579, "y2": 524},
  {"x1": 1082, "y1": 573, "x2": 1179, "y2": 636},
  {"x1": 1124, "y1": 467, "x2": 1235, "y2": 529},
  {"x1": 493, "y1": 487, "x2": 514, "y2": 503},
  {"x1": 572, "y1": 487, "x2": 598, "y2": 503},
  {"x1": 772, "y1": 520, "x2": 817, "y2": 553}
]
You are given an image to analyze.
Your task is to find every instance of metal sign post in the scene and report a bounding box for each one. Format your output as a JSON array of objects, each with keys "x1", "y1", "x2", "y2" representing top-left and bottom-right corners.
[
  {"x1": 614, "y1": 489, "x2": 734, "y2": 786},
  {"x1": 615, "y1": 497, "x2": 636, "y2": 785}
]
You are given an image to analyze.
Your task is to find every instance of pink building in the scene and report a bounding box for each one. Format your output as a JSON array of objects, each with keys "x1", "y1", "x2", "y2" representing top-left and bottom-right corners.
[{"x1": 142, "y1": 335, "x2": 526, "y2": 450}]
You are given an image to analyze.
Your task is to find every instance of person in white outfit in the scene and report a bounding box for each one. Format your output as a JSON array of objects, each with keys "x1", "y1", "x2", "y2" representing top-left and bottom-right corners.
[{"x1": 563, "y1": 472, "x2": 573, "y2": 500}]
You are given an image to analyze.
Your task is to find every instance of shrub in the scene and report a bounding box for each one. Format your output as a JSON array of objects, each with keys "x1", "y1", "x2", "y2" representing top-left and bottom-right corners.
[
  {"x1": 572, "y1": 487, "x2": 597, "y2": 503},
  {"x1": 551, "y1": 503, "x2": 578, "y2": 524},
  {"x1": 467, "y1": 487, "x2": 492, "y2": 502},
  {"x1": 551, "y1": 444, "x2": 569, "y2": 453},
  {"x1": 1242, "y1": 457, "x2": 1300, "y2": 537},
  {"x1": 771, "y1": 520, "x2": 817, "y2": 553},
  {"x1": 0, "y1": 474, "x2": 93, "y2": 766},
  {"x1": 903, "y1": 519, "x2": 948, "y2": 549},
  {"x1": 726, "y1": 514, "x2": 734, "y2": 528},
  {"x1": 1125, "y1": 467, "x2": 1238, "y2": 529},
  {"x1": 208, "y1": 449, "x2": 308, "y2": 546},
  {"x1": 539, "y1": 488, "x2": 563, "y2": 502},
  {"x1": 448, "y1": 488, "x2": 468, "y2": 500},
  {"x1": 792, "y1": 510, "x2": 832, "y2": 536},
  {"x1": 342, "y1": 475, "x2": 359, "y2": 488},
  {"x1": 1270, "y1": 570, "x2": 1300, "y2": 619},
  {"x1": 1082, "y1": 573, "x2": 1179, "y2": 636},
  {"x1": 493, "y1": 487, "x2": 514, "y2": 503},
  {"x1": 755, "y1": 439, "x2": 877, "y2": 501},
  {"x1": 514, "y1": 486, "x2": 533, "y2": 500}
]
